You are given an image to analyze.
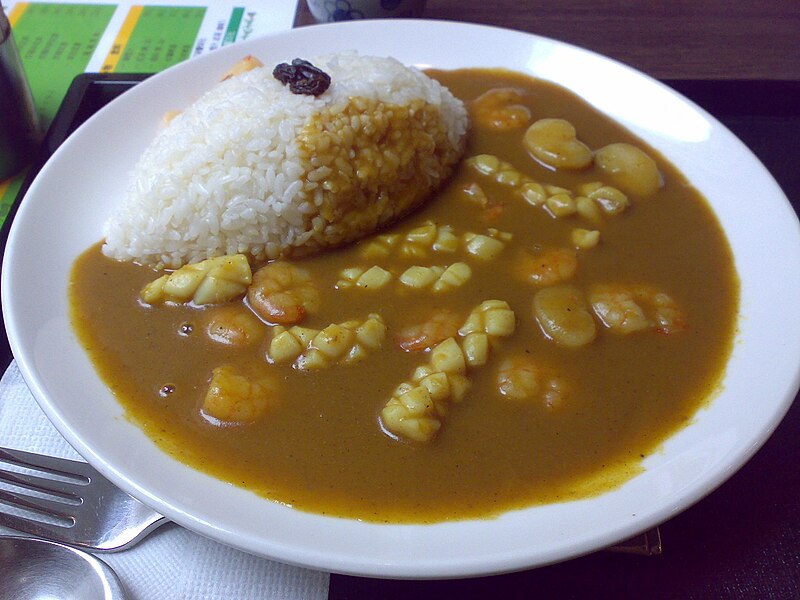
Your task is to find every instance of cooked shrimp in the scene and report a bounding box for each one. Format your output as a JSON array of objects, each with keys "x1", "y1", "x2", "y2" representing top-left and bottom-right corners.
[
  {"x1": 496, "y1": 355, "x2": 541, "y2": 400},
  {"x1": 589, "y1": 285, "x2": 649, "y2": 334},
  {"x1": 455, "y1": 182, "x2": 505, "y2": 220},
  {"x1": 471, "y1": 88, "x2": 531, "y2": 131},
  {"x1": 496, "y1": 356, "x2": 569, "y2": 410},
  {"x1": 220, "y1": 55, "x2": 264, "y2": 81},
  {"x1": 247, "y1": 261, "x2": 320, "y2": 325},
  {"x1": 162, "y1": 110, "x2": 181, "y2": 126},
  {"x1": 201, "y1": 365, "x2": 277, "y2": 424},
  {"x1": 515, "y1": 248, "x2": 578, "y2": 287},
  {"x1": 589, "y1": 284, "x2": 687, "y2": 335},
  {"x1": 542, "y1": 377, "x2": 569, "y2": 410},
  {"x1": 203, "y1": 305, "x2": 266, "y2": 347},
  {"x1": 478, "y1": 202, "x2": 506, "y2": 222},
  {"x1": 649, "y1": 290, "x2": 688, "y2": 334},
  {"x1": 396, "y1": 308, "x2": 461, "y2": 352}
]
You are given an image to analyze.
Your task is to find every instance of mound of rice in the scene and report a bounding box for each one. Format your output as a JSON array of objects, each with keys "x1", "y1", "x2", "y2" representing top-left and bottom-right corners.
[{"x1": 102, "y1": 53, "x2": 469, "y2": 269}]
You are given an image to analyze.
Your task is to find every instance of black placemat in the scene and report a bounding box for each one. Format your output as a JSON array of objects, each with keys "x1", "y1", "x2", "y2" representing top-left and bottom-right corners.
[{"x1": 2, "y1": 74, "x2": 799, "y2": 599}]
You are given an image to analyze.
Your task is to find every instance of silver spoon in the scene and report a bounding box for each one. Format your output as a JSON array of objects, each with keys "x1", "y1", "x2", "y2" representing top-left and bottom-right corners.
[{"x1": 0, "y1": 535, "x2": 127, "y2": 599}]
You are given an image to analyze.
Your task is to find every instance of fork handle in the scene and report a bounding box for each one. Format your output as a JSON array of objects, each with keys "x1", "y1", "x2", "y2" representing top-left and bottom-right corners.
[{"x1": 94, "y1": 503, "x2": 169, "y2": 552}]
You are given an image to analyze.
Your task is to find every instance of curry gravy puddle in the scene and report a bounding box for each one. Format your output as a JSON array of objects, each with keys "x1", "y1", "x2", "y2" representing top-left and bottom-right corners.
[{"x1": 69, "y1": 68, "x2": 739, "y2": 523}]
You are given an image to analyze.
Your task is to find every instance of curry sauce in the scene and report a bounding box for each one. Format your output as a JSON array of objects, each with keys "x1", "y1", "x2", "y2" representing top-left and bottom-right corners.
[{"x1": 69, "y1": 69, "x2": 739, "y2": 522}]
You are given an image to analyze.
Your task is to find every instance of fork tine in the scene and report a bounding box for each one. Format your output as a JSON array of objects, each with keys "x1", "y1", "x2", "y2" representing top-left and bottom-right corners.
[
  {"x1": 0, "y1": 447, "x2": 169, "y2": 551},
  {"x1": 0, "y1": 466, "x2": 83, "y2": 501},
  {"x1": 0, "y1": 447, "x2": 94, "y2": 480},
  {"x1": 0, "y1": 488, "x2": 76, "y2": 520},
  {"x1": 0, "y1": 510, "x2": 73, "y2": 541}
]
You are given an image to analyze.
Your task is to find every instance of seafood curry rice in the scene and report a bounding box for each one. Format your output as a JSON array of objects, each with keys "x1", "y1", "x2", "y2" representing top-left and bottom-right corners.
[{"x1": 70, "y1": 67, "x2": 739, "y2": 522}]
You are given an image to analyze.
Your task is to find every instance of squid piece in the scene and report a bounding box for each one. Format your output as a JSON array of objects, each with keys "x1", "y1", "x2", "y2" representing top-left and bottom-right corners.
[
  {"x1": 381, "y1": 300, "x2": 516, "y2": 443},
  {"x1": 140, "y1": 254, "x2": 252, "y2": 305},
  {"x1": 267, "y1": 314, "x2": 387, "y2": 369}
]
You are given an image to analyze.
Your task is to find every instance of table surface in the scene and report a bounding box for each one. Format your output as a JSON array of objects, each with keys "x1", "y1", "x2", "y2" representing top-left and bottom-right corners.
[
  {"x1": 296, "y1": 0, "x2": 800, "y2": 80},
  {"x1": 295, "y1": 2, "x2": 800, "y2": 598}
]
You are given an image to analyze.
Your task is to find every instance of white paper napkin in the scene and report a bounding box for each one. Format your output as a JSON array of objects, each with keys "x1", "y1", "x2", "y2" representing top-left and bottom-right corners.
[{"x1": 0, "y1": 361, "x2": 330, "y2": 600}]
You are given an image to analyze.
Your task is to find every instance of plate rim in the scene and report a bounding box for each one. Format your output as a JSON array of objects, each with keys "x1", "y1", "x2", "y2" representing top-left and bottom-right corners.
[{"x1": 3, "y1": 18, "x2": 800, "y2": 578}]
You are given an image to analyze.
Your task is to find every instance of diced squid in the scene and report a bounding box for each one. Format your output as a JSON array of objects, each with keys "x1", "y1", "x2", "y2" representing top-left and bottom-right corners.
[
  {"x1": 381, "y1": 300, "x2": 516, "y2": 443},
  {"x1": 140, "y1": 254, "x2": 252, "y2": 306}
]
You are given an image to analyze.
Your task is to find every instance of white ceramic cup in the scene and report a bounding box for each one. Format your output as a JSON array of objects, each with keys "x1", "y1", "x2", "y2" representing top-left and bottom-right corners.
[{"x1": 306, "y1": 0, "x2": 426, "y2": 22}]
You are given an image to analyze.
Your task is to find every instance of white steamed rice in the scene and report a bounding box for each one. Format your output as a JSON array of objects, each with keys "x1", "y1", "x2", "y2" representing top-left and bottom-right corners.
[{"x1": 102, "y1": 52, "x2": 468, "y2": 269}]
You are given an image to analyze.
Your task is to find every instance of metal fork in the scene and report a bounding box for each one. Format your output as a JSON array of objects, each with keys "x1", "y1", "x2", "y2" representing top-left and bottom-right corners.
[{"x1": 0, "y1": 446, "x2": 167, "y2": 551}]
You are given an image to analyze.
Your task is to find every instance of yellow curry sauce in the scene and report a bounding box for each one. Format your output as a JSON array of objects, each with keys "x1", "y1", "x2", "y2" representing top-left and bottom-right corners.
[{"x1": 69, "y1": 69, "x2": 739, "y2": 522}]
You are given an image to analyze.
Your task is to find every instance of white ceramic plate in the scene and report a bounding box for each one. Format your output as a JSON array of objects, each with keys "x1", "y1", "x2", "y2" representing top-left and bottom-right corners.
[{"x1": 4, "y1": 20, "x2": 800, "y2": 578}]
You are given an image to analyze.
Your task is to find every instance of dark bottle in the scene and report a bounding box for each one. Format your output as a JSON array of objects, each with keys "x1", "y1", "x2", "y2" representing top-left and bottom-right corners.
[{"x1": 0, "y1": 3, "x2": 40, "y2": 180}]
